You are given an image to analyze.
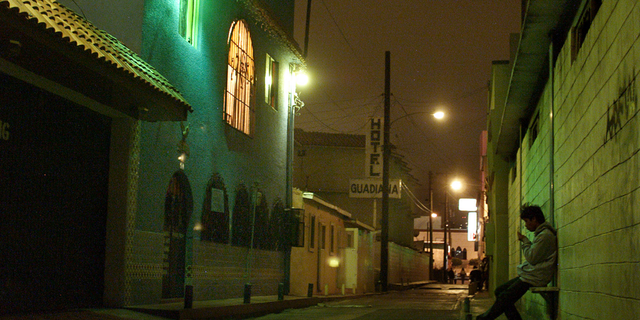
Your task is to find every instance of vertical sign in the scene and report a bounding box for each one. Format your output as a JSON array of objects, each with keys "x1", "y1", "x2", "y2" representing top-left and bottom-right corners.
[
  {"x1": 365, "y1": 118, "x2": 383, "y2": 177},
  {"x1": 468, "y1": 211, "x2": 477, "y2": 241}
]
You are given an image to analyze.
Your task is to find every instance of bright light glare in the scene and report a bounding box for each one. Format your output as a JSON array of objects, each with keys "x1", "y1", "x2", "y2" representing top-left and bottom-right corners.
[
  {"x1": 451, "y1": 180, "x2": 462, "y2": 191},
  {"x1": 433, "y1": 111, "x2": 445, "y2": 119},
  {"x1": 468, "y1": 212, "x2": 477, "y2": 241},
  {"x1": 431, "y1": 212, "x2": 438, "y2": 218},
  {"x1": 328, "y1": 257, "x2": 340, "y2": 268},
  {"x1": 459, "y1": 198, "x2": 477, "y2": 211},
  {"x1": 295, "y1": 72, "x2": 309, "y2": 86}
]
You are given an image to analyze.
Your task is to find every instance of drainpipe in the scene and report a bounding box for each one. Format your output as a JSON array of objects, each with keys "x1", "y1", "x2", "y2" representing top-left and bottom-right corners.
[{"x1": 548, "y1": 38, "x2": 555, "y2": 228}]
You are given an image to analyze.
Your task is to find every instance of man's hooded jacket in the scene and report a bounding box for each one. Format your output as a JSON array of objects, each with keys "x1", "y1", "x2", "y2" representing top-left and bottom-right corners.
[{"x1": 517, "y1": 221, "x2": 557, "y2": 287}]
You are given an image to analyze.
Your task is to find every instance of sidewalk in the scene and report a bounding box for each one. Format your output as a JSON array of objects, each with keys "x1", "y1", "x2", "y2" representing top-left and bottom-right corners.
[
  {"x1": 466, "y1": 288, "x2": 513, "y2": 320},
  {"x1": 0, "y1": 281, "x2": 440, "y2": 320}
]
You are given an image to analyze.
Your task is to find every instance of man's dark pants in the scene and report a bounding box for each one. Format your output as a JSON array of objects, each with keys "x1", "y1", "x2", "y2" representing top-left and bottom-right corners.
[{"x1": 477, "y1": 277, "x2": 531, "y2": 320}]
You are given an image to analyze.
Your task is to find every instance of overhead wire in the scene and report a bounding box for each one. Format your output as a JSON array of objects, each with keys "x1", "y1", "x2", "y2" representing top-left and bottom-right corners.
[{"x1": 402, "y1": 183, "x2": 432, "y2": 214}]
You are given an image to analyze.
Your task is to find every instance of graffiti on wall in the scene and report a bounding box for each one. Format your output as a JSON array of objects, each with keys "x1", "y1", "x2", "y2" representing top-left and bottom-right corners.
[{"x1": 606, "y1": 76, "x2": 637, "y2": 142}]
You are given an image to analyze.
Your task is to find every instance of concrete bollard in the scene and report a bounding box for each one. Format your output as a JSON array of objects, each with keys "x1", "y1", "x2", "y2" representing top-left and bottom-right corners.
[
  {"x1": 278, "y1": 282, "x2": 285, "y2": 301},
  {"x1": 341, "y1": 283, "x2": 345, "y2": 295},
  {"x1": 307, "y1": 283, "x2": 313, "y2": 297},
  {"x1": 184, "y1": 285, "x2": 193, "y2": 309},
  {"x1": 243, "y1": 283, "x2": 251, "y2": 304},
  {"x1": 324, "y1": 283, "x2": 328, "y2": 296},
  {"x1": 462, "y1": 296, "x2": 472, "y2": 320}
]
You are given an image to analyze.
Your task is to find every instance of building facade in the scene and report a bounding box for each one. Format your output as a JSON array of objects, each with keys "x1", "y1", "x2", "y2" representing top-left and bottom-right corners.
[
  {"x1": 486, "y1": 0, "x2": 640, "y2": 319},
  {"x1": 1, "y1": 0, "x2": 305, "y2": 312},
  {"x1": 289, "y1": 190, "x2": 376, "y2": 296},
  {"x1": 293, "y1": 128, "x2": 419, "y2": 248}
]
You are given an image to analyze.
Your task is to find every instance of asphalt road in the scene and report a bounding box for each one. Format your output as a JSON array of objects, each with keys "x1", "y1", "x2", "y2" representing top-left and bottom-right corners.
[{"x1": 248, "y1": 284, "x2": 470, "y2": 320}]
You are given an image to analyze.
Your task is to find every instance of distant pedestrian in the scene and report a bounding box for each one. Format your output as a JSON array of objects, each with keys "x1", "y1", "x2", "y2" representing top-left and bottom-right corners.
[
  {"x1": 476, "y1": 204, "x2": 557, "y2": 320},
  {"x1": 447, "y1": 268, "x2": 455, "y2": 284},
  {"x1": 459, "y1": 268, "x2": 466, "y2": 284}
]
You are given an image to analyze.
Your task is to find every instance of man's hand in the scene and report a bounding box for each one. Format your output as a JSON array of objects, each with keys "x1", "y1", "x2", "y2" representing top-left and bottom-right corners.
[{"x1": 517, "y1": 231, "x2": 526, "y2": 241}]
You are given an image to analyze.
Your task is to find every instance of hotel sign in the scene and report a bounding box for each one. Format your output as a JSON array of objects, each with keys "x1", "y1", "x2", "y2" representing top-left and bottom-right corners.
[
  {"x1": 349, "y1": 179, "x2": 401, "y2": 199},
  {"x1": 365, "y1": 118, "x2": 383, "y2": 177}
]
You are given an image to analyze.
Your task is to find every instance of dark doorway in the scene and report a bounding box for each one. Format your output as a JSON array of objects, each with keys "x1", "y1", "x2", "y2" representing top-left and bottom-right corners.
[{"x1": 0, "y1": 74, "x2": 111, "y2": 313}]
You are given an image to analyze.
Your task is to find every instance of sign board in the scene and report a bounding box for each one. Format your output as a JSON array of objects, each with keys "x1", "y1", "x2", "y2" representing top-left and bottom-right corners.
[
  {"x1": 349, "y1": 179, "x2": 401, "y2": 199},
  {"x1": 459, "y1": 198, "x2": 477, "y2": 211},
  {"x1": 468, "y1": 211, "x2": 477, "y2": 241},
  {"x1": 365, "y1": 118, "x2": 383, "y2": 177}
]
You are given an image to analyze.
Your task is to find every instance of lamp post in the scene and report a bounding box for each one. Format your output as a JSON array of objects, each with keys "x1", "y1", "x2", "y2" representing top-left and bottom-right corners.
[{"x1": 285, "y1": 63, "x2": 307, "y2": 294}]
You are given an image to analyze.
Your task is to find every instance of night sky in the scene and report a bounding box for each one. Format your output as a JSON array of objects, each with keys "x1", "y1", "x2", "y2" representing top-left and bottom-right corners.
[{"x1": 293, "y1": 1, "x2": 522, "y2": 218}]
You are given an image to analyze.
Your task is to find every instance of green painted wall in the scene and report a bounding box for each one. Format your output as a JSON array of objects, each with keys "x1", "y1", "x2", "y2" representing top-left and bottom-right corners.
[
  {"x1": 489, "y1": 1, "x2": 640, "y2": 319},
  {"x1": 134, "y1": 0, "x2": 301, "y2": 303}
]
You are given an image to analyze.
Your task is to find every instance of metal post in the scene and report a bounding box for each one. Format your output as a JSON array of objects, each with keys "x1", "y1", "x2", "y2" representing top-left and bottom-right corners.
[
  {"x1": 380, "y1": 51, "x2": 391, "y2": 292},
  {"x1": 443, "y1": 191, "x2": 448, "y2": 282},
  {"x1": 428, "y1": 171, "x2": 434, "y2": 280},
  {"x1": 303, "y1": 0, "x2": 312, "y2": 58}
]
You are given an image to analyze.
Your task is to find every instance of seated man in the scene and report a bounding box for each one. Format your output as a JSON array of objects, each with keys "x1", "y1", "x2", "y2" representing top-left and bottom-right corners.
[
  {"x1": 476, "y1": 205, "x2": 557, "y2": 320},
  {"x1": 469, "y1": 266, "x2": 482, "y2": 285}
]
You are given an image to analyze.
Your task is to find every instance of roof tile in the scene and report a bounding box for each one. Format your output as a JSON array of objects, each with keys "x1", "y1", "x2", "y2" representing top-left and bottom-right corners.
[{"x1": 1, "y1": 0, "x2": 192, "y2": 114}]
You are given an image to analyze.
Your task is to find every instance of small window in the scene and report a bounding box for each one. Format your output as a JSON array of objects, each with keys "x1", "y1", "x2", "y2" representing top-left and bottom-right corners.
[
  {"x1": 265, "y1": 54, "x2": 279, "y2": 110},
  {"x1": 320, "y1": 224, "x2": 327, "y2": 250},
  {"x1": 179, "y1": 0, "x2": 200, "y2": 48},
  {"x1": 571, "y1": 0, "x2": 602, "y2": 61},
  {"x1": 224, "y1": 20, "x2": 255, "y2": 135},
  {"x1": 346, "y1": 230, "x2": 354, "y2": 248},
  {"x1": 330, "y1": 224, "x2": 335, "y2": 253},
  {"x1": 309, "y1": 215, "x2": 316, "y2": 249},
  {"x1": 529, "y1": 112, "x2": 540, "y2": 146}
]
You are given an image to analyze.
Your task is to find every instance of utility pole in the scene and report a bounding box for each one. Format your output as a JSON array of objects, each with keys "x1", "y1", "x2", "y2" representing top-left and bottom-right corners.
[
  {"x1": 303, "y1": 0, "x2": 312, "y2": 58},
  {"x1": 380, "y1": 51, "x2": 391, "y2": 292},
  {"x1": 428, "y1": 171, "x2": 434, "y2": 280},
  {"x1": 443, "y1": 191, "x2": 448, "y2": 283}
]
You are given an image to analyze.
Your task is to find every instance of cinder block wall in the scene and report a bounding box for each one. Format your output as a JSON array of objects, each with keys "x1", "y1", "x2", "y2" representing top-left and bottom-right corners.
[
  {"x1": 552, "y1": 1, "x2": 640, "y2": 318},
  {"x1": 512, "y1": 1, "x2": 640, "y2": 319}
]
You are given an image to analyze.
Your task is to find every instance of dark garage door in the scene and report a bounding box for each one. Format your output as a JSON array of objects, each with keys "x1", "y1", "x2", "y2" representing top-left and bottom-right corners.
[{"x1": 0, "y1": 74, "x2": 111, "y2": 313}]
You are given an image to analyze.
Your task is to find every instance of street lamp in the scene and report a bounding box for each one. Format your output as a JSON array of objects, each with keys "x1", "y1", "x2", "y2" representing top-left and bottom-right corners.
[
  {"x1": 285, "y1": 63, "x2": 307, "y2": 295},
  {"x1": 450, "y1": 179, "x2": 462, "y2": 191},
  {"x1": 429, "y1": 172, "x2": 463, "y2": 283},
  {"x1": 428, "y1": 211, "x2": 437, "y2": 280}
]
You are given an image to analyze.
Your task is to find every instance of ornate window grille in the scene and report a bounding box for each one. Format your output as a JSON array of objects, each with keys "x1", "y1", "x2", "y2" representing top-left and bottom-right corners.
[{"x1": 224, "y1": 20, "x2": 255, "y2": 135}]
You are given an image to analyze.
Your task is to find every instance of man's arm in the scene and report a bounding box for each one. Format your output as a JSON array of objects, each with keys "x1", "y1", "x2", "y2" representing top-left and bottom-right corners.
[{"x1": 520, "y1": 230, "x2": 556, "y2": 265}]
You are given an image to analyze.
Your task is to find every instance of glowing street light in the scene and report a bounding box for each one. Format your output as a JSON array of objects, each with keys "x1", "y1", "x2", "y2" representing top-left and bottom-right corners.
[
  {"x1": 433, "y1": 111, "x2": 445, "y2": 119},
  {"x1": 294, "y1": 70, "x2": 309, "y2": 86},
  {"x1": 450, "y1": 180, "x2": 462, "y2": 191}
]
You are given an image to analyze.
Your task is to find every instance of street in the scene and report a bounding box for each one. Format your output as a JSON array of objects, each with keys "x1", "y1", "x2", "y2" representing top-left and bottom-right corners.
[{"x1": 248, "y1": 284, "x2": 471, "y2": 320}]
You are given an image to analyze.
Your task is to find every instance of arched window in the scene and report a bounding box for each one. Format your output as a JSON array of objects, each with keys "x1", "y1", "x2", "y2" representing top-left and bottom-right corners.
[{"x1": 224, "y1": 20, "x2": 254, "y2": 135}]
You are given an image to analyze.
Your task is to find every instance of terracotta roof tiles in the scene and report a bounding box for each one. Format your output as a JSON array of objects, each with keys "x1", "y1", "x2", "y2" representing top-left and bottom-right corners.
[{"x1": 1, "y1": 0, "x2": 192, "y2": 118}]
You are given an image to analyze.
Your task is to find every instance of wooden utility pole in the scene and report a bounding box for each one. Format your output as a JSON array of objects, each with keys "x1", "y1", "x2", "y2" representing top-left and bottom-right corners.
[{"x1": 380, "y1": 51, "x2": 391, "y2": 292}]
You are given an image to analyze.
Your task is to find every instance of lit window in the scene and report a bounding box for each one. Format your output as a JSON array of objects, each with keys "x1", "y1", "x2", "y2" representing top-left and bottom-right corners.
[
  {"x1": 224, "y1": 20, "x2": 255, "y2": 135},
  {"x1": 179, "y1": 0, "x2": 199, "y2": 48},
  {"x1": 265, "y1": 54, "x2": 279, "y2": 110}
]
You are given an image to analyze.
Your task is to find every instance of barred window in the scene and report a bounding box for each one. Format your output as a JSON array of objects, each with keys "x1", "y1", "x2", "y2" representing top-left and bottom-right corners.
[{"x1": 224, "y1": 20, "x2": 255, "y2": 135}]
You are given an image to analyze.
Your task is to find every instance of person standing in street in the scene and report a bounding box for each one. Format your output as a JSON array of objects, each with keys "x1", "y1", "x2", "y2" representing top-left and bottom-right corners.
[{"x1": 476, "y1": 204, "x2": 557, "y2": 320}]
